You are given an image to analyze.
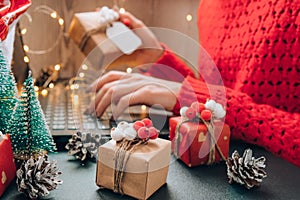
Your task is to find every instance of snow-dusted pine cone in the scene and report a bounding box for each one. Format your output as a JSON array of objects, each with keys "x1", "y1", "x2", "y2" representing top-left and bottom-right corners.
[
  {"x1": 226, "y1": 149, "x2": 267, "y2": 189},
  {"x1": 65, "y1": 132, "x2": 101, "y2": 162},
  {"x1": 16, "y1": 155, "x2": 63, "y2": 199}
]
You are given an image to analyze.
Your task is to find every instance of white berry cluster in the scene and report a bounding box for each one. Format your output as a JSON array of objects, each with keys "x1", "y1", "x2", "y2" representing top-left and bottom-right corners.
[{"x1": 98, "y1": 6, "x2": 119, "y2": 25}]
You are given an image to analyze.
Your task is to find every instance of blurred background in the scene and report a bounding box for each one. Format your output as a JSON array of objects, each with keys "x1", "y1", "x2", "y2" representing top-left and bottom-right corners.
[{"x1": 13, "y1": 0, "x2": 200, "y2": 84}]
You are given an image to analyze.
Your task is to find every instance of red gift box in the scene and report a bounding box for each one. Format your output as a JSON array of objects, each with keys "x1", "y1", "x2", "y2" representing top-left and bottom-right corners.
[
  {"x1": 0, "y1": 134, "x2": 16, "y2": 197},
  {"x1": 169, "y1": 116, "x2": 230, "y2": 167}
]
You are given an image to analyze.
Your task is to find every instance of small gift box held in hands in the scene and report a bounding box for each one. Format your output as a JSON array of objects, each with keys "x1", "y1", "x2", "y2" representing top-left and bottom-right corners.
[
  {"x1": 169, "y1": 100, "x2": 230, "y2": 167},
  {"x1": 96, "y1": 118, "x2": 171, "y2": 200},
  {"x1": 68, "y1": 6, "x2": 141, "y2": 71},
  {"x1": 0, "y1": 131, "x2": 16, "y2": 197}
]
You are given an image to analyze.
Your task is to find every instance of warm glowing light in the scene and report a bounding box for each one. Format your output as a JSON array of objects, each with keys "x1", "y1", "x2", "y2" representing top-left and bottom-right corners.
[
  {"x1": 82, "y1": 64, "x2": 88, "y2": 70},
  {"x1": 79, "y1": 72, "x2": 85, "y2": 78},
  {"x1": 21, "y1": 28, "x2": 27, "y2": 35},
  {"x1": 23, "y1": 45, "x2": 29, "y2": 52},
  {"x1": 74, "y1": 84, "x2": 79, "y2": 89},
  {"x1": 70, "y1": 84, "x2": 75, "y2": 90},
  {"x1": 50, "y1": 12, "x2": 57, "y2": 18},
  {"x1": 54, "y1": 64, "x2": 61, "y2": 71},
  {"x1": 34, "y1": 86, "x2": 39, "y2": 92},
  {"x1": 126, "y1": 67, "x2": 132, "y2": 73},
  {"x1": 58, "y1": 18, "x2": 64, "y2": 26},
  {"x1": 41, "y1": 89, "x2": 48, "y2": 96},
  {"x1": 24, "y1": 56, "x2": 30, "y2": 63},
  {"x1": 73, "y1": 95, "x2": 79, "y2": 105},
  {"x1": 186, "y1": 14, "x2": 193, "y2": 21},
  {"x1": 119, "y1": 8, "x2": 125, "y2": 14},
  {"x1": 141, "y1": 105, "x2": 147, "y2": 111},
  {"x1": 49, "y1": 83, "x2": 54, "y2": 89}
]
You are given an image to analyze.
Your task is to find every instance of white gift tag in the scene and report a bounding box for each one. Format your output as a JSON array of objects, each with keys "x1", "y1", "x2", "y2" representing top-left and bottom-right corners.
[{"x1": 106, "y1": 22, "x2": 142, "y2": 55}]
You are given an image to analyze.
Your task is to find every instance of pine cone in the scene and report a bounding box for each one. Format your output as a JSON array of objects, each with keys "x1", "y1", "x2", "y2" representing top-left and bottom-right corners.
[
  {"x1": 65, "y1": 132, "x2": 101, "y2": 162},
  {"x1": 16, "y1": 155, "x2": 63, "y2": 199},
  {"x1": 226, "y1": 149, "x2": 267, "y2": 189}
]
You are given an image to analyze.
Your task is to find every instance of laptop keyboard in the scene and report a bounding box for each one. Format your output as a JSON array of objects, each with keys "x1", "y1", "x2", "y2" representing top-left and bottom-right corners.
[
  {"x1": 39, "y1": 79, "x2": 172, "y2": 143},
  {"x1": 39, "y1": 82, "x2": 113, "y2": 137}
]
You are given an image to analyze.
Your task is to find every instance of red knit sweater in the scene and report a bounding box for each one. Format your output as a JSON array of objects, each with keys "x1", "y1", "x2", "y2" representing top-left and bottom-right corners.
[{"x1": 150, "y1": 0, "x2": 300, "y2": 167}]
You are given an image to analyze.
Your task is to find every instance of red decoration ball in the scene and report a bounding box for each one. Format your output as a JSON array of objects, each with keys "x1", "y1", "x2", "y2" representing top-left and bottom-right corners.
[
  {"x1": 197, "y1": 103, "x2": 206, "y2": 114},
  {"x1": 200, "y1": 109, "x2": 212, "y2": 121},
  {"x1": 133, "y1": 121, "x2": 145, "y2": 131},
  {"x1": 149, "y1": 127, "x2": 159, "y2": 139},
  {"x1": 137, "y1": 127, "x2": 150, "y2": 139},
  {"x1": 191, "y1": 102, "x2": 200, "y2": 110},
  {"x1": 191, "y1": 102, "x2": 206, "y2": 114},
  {"x1": 185, "y1": 107, "x2": 197, "y2": 120},
  {"x1": 142, "y1": 118, "x2": 153, "y2": 128},
  {"x1": 150, "y1": 133, "x2": 158, "y2": 139}
]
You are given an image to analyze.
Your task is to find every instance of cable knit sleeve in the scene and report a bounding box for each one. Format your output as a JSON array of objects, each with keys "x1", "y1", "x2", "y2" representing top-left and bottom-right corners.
[{"x1": 174, "y1": 75, "x2": 300, "y2": 167}]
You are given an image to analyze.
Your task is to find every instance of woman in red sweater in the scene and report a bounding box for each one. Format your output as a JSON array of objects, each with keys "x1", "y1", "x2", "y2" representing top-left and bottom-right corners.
[{"x1": 88, "y1": 0, "x2": 300, "y2": 167}]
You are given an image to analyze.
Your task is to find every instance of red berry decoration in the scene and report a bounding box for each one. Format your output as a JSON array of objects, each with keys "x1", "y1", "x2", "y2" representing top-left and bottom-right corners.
[
  {"x1": 149, "y1": 127, "x2": 159, "y2": 139},
  {"x1": 197, "y1": 103, "x2": 206, "y2": 114},
  {"x1": 191, "y1": 102, "x2": 200, "y2": 110},
  {"x1": 191, "y1": 102, "x2": 206, "y2": 115},
  {"x1": 201, "y1": 109, "x2": 212, "y2": 121},
  {"x1": 137, "y1": 127, "x2": 150, "y2": 140},
  {"x1": 149, "y1": 127, "x2": 158, "y2": 136},
  {"x1": 150, "y1": 133, "x2": 158, "y2": 140},
  {"x1": 142, "y1": 118, "x2": 153, "y2": 128},
  {"x1": 185, "y1": 107, "x2": 196, "y2": 120},
  {"x1": 133, "y1": 121, "x2": 145, "y2": 131}
]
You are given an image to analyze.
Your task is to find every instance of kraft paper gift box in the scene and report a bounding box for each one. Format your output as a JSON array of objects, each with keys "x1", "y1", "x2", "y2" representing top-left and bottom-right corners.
[
  {"x1": 0, "y1": 134, "x2": 16, "y2": 197},
  {"x1": 96, "y1": 138, "x2": 171, "y2": 200},
  {"x1": 68, "y1": 12, "x2": 142, "y2": 71},
  {"x1": 169, "y1": 116, "x2": 230, "y2": 167}
]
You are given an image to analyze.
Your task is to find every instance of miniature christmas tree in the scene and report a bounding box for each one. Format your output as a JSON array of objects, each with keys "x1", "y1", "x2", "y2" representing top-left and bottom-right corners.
[
  {"x1": 0, "y1": 50, "x2": 18, "y2": 132},
  {"x1": 8, "y1": 71, "x2": 56, "y2": 157}
]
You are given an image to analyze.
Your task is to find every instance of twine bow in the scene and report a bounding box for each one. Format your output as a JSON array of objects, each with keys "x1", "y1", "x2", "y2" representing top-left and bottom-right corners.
[
  {"x1": 174, "y1": 118, "x2": 226, "y2": 165},
  {"x1": 113, "y1": 139, "x2": 145, "y2": 194}
]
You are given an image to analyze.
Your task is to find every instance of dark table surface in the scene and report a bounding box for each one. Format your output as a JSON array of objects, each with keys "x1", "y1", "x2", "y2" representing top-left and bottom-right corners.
[{"x1": 2, "y1": 140, "x2": 300, "y2": 200}]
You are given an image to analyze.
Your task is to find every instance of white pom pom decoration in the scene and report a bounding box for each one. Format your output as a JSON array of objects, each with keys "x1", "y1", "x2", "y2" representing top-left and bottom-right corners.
[
  {"x1": 213, "y1": 103, "x2": 226, "y2": 119},
  {"x1": 205, "y1": 100, "x2": 217, "y2": 111},
  {"x1": 111, "y1": 127, "x2": 124, "y2": 142},
  {"x1": 180, "y1": 106, "x2": 189, "y2": 117},
  {"x1": 124, "y1": 126, "x2": 137, "y2": 141},
  {"x1": 98, "y1": 6, "x2": 119, "y2": 25},
  {"x1": 117, "y1": 121, "x2": 130, "y2": 131}
]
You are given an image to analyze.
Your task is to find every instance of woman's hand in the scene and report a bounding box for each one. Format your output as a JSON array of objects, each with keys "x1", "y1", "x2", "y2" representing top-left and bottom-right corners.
[
  {"x1": 86, "y1": 71, "x2": 181, "y2": 119},
  {"x1": 118, "y1": 11, "x2": 164, "y2": 64}
]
